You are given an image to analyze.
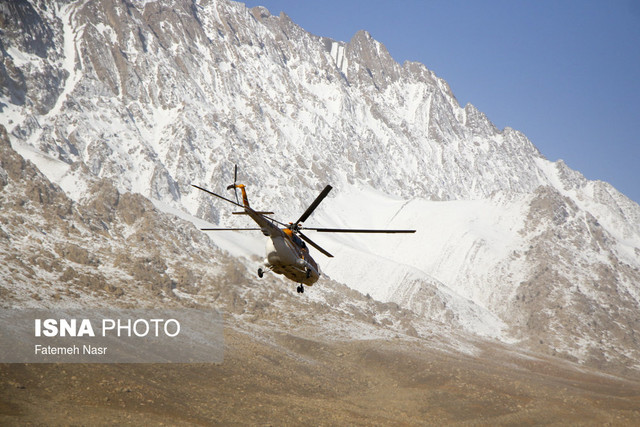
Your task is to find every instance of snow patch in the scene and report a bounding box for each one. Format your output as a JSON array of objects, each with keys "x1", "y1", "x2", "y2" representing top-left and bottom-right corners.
[{"x1": 330, "y1": 41, "x2": 348, "y2": 75}]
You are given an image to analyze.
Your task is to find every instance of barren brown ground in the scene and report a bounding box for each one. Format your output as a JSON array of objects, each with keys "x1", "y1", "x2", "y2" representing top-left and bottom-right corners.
[{"x1": 2, "y1": 326, "x2": 640, "y2": 426}]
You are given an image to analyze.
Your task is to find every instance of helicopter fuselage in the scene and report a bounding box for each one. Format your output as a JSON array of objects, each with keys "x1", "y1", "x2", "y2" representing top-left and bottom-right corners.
[
  {"x1": 235, "y1": 185, "x2": 320, "y2": 286},
  {"x1": 265, "y1": 230, "x2": 320, "y2": 286}
]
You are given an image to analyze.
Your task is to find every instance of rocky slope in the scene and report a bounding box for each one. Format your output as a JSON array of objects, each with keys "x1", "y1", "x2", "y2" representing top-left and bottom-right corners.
[
  {"x1": 0, "y1": 124, "x2": 448, "y2": 347},
  {"x1": 4, "y1": 332, "x2": 640, "y2": 425}
]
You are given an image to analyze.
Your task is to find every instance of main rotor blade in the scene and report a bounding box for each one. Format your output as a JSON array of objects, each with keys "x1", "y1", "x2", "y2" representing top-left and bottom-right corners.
[
  {"x1": 192, "y1": 184, "x2": 246, "y2": 209},
  {"x1": 298, "y1": 231, "x2": 334, "y2": 258},
  {"x1": 200, "y1": 228, "x2": 262, "y2": 231},
  {"x1": 304, "y1": 227, "x2": 416, "y2": 233},
  {"x1": 296, "y1": 185, "x2": 333, "y2": 225},
  {"x1": 193, "y1": 183, "x2": 289, "y2": 231},
  {"x1": 262, "y1": 215, "x2": 289, "y2": 228}
]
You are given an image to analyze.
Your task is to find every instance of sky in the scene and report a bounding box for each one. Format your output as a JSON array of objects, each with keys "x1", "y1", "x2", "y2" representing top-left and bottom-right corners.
[{"x1": 242, "y1": 0, "x2": 640, "y2": 204}]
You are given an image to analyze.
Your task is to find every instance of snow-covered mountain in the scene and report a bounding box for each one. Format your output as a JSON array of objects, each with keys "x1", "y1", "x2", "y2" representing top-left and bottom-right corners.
[{"x1": 2, "y1": 0, "x2": 640, "y2": 371}]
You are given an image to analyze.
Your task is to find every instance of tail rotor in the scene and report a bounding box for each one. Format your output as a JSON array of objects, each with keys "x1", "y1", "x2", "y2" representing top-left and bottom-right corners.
[{"x1": 226, "y1": 164, "x2": 239, "y2": 204}]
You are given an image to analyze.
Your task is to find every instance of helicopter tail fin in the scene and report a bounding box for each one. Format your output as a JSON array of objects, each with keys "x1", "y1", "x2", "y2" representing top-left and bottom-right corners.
[{"x1": 229, "y1": 184, "x2": 249, "y2": 208}]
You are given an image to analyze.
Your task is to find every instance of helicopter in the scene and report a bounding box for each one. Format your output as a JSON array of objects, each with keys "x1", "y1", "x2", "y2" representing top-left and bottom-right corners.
[{"x1": 192, "y1": 166, "x2": 415, "y2": 294}]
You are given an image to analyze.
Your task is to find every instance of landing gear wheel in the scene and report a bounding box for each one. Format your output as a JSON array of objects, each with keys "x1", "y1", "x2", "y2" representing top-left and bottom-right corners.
[
  {"x1": 296, "y1": 285, "x2": 304, "y2": 294},
  {"x1": 257, "y1": 268, "x2": 264, "y2": 278}
]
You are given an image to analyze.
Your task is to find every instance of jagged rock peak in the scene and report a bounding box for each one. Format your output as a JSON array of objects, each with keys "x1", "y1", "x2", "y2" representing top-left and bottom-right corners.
[{"x1": 345, "y1": 29, "x2": 401, "y2": 89}]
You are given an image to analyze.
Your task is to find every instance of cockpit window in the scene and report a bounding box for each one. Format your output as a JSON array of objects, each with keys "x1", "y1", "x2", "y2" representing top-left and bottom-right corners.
[{"x1": 292, "y1": 234, "x2": 306, "y2": 249}]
